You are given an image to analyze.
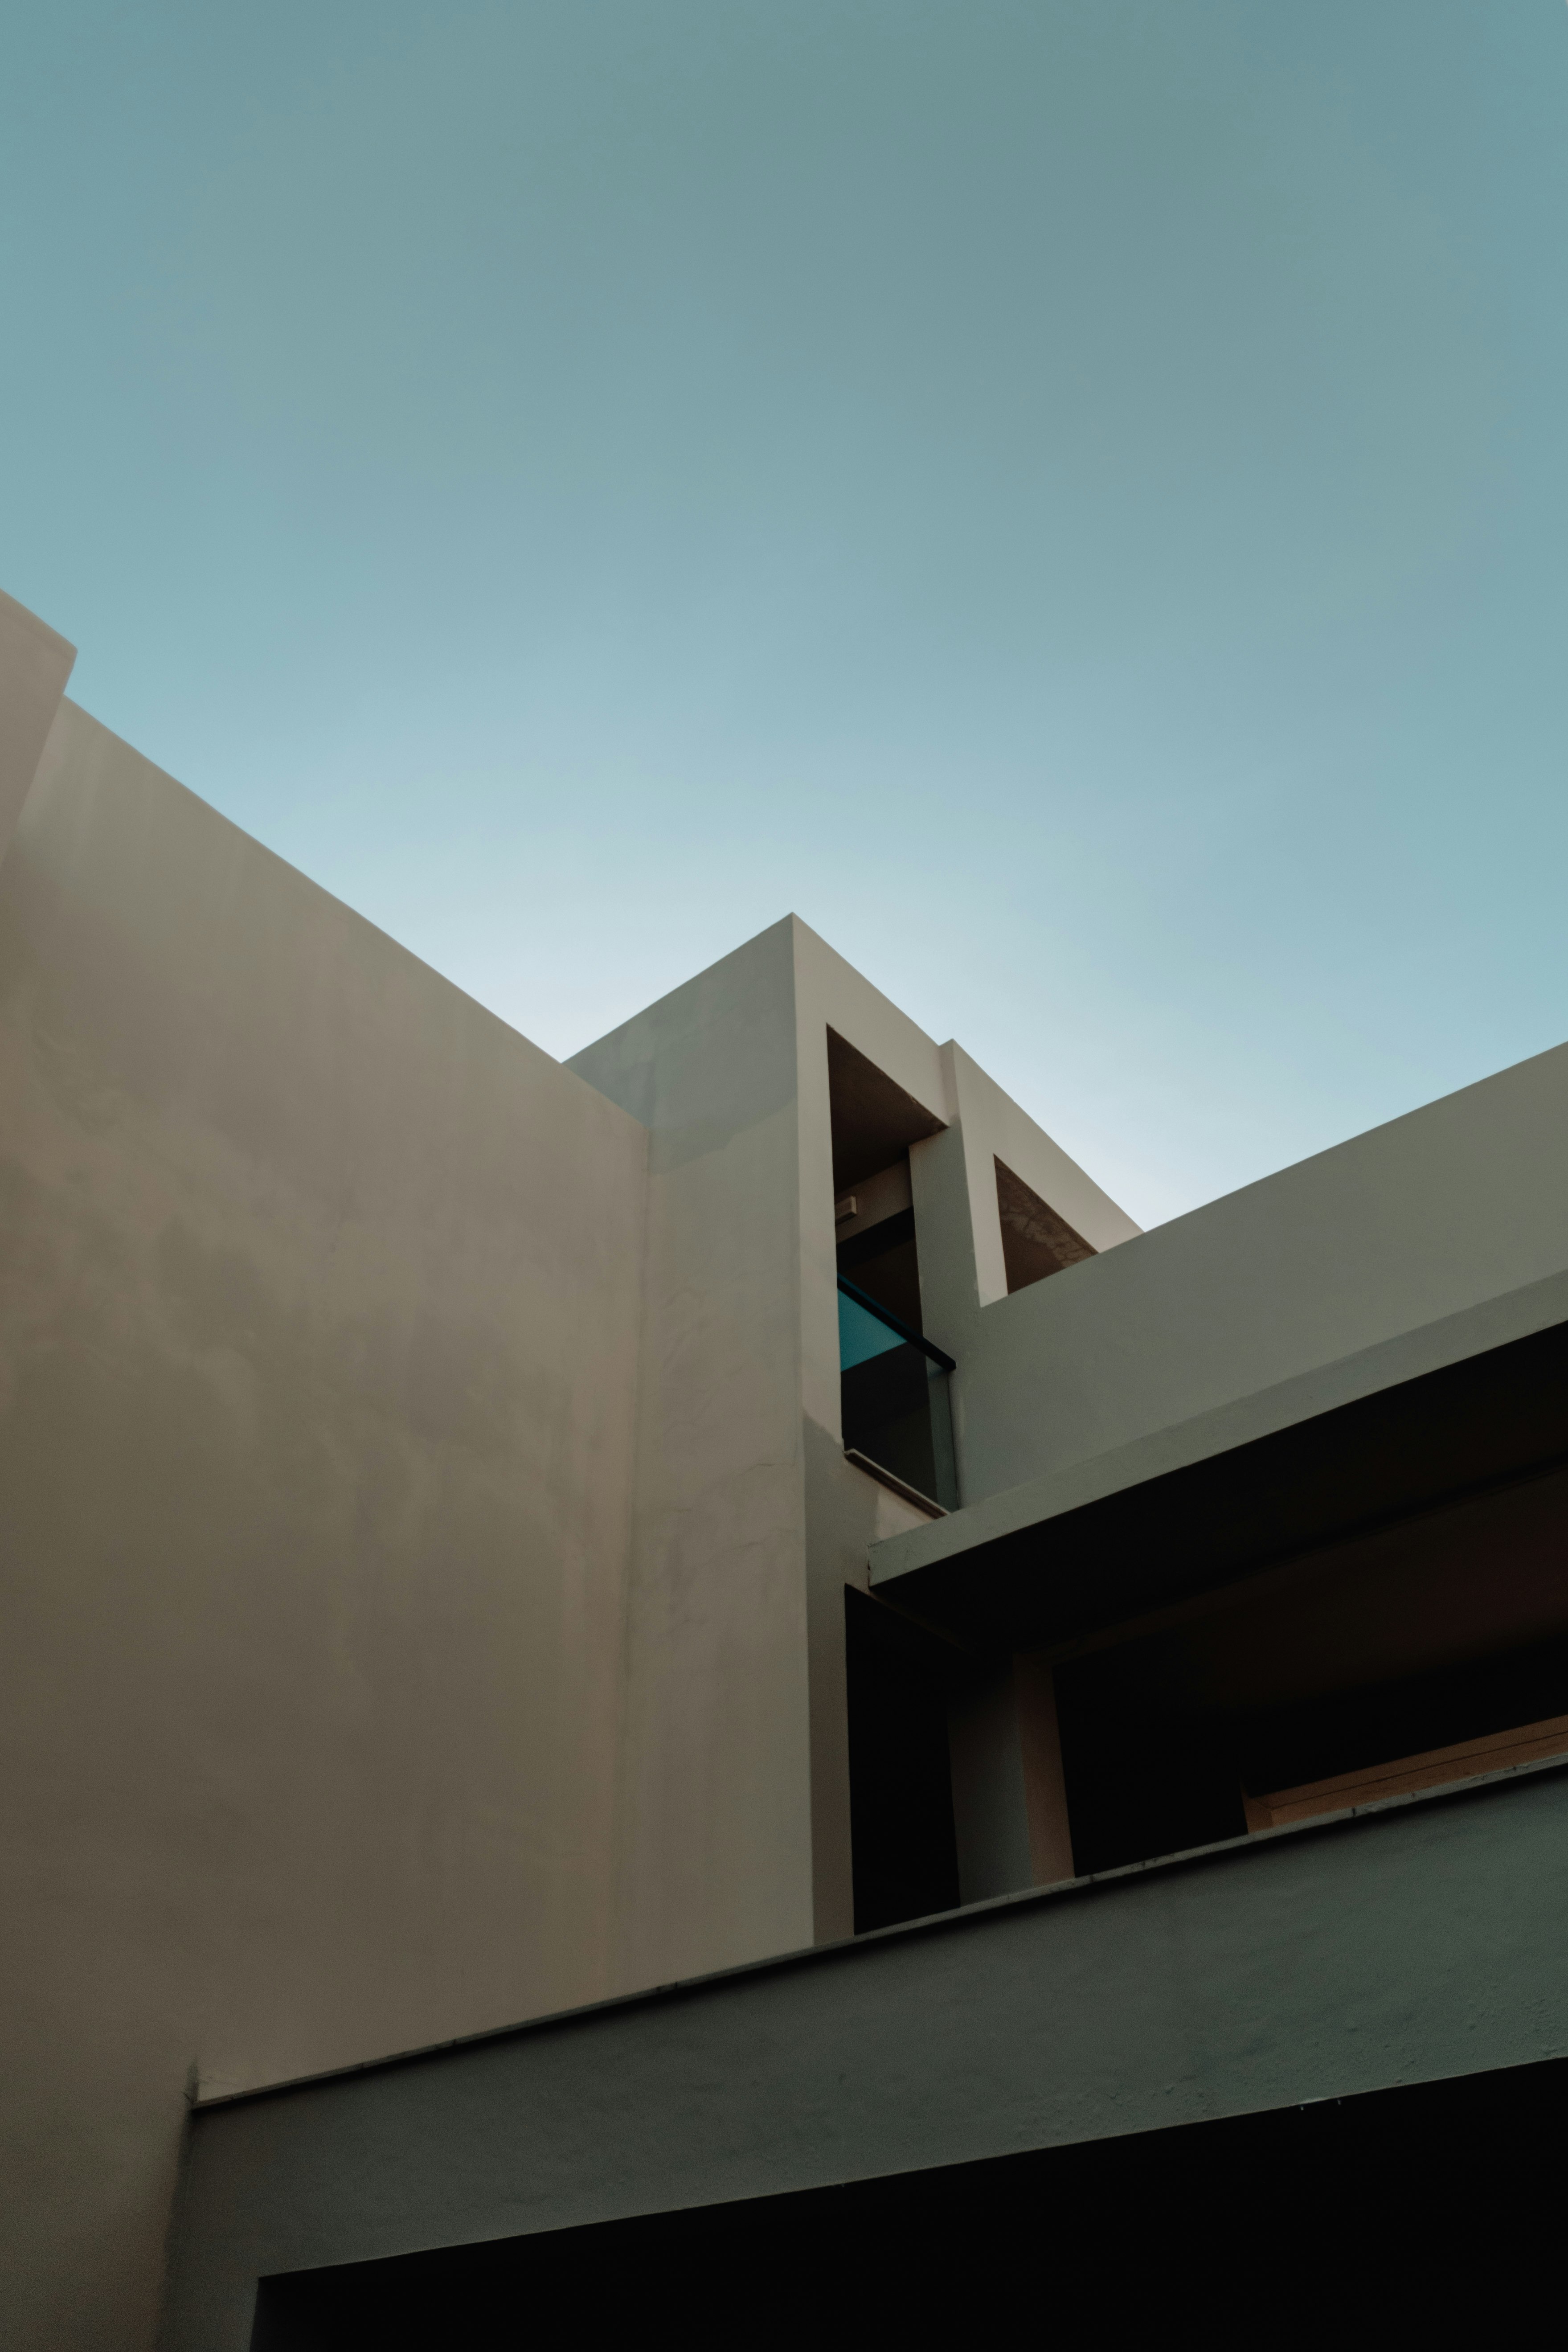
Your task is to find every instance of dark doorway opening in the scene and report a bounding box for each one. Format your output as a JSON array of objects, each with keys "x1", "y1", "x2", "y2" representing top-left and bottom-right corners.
[{"x1": 843, "y1": 1586, "x2": 959, "y2": 1932}]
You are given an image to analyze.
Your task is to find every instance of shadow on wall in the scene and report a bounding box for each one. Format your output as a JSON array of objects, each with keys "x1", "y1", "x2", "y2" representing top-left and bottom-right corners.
[
  {"x1": 250, "y1": 2053, "x2": 1568, "y2": 2348},
  {"x1": 994, "y1": 1157, "x2": 1095, "y2": 1293}
]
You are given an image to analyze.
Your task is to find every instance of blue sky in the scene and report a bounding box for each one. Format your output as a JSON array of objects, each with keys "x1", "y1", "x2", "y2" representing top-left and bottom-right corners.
[{"x1": 4, "y1": 1, "x2": 1565, "y2": 1225}]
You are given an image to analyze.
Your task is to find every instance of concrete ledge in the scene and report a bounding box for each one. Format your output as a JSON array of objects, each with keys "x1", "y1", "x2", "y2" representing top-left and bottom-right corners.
[
  {"x1": 870, "y1": 1268, "x2": 1568, "y2": 1641},
  {"x1": 162, "y1": 1757, "x2": 1568, "y2": 2348}
]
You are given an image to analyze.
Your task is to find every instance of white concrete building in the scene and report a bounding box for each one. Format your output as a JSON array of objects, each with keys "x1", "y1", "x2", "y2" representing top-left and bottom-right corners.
[{"x1": 4, "y1": 586, "x2": 1567, "y2": 2347}]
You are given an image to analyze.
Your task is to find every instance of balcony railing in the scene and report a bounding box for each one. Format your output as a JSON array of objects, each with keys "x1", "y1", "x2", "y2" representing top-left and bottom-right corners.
[{"x1": 837, "y1": 1277, "x2": 958, "y2": 1515}]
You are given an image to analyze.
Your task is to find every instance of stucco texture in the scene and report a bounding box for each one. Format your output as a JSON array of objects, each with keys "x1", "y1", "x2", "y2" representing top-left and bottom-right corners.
[
  {"x1": 163, "y1": 1763, "x2": 1568, "y2": 2349},
  {"x1": 0, "y1": 705, "x2": 646, "y2": 2349}
]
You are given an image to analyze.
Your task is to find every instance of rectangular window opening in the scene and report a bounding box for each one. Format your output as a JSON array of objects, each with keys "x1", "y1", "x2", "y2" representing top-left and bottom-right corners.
[{"x1": 827, "y1": 1029, "x2": 957, "y2": 1513}]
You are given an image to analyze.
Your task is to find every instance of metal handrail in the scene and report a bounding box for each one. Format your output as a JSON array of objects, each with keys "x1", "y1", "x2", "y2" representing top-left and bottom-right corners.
[{"x1": 835, "y1": 1277, "x2": 956, "y2": 1374}]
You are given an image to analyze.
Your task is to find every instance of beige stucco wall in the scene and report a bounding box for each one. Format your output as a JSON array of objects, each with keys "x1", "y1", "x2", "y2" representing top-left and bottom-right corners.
[
  {"x1": 0, "y1": 590, "x2": 1181, "y2": 2348},
  {"x1": 569, "y1": 922, "x2": 820, "y2": 1987},
  {"x1": 0, "y1": 698, "x2": 647, "y2": 2350},
  {"x1": 569, "y1": 918, "x2": 978, "y2": 1965}
]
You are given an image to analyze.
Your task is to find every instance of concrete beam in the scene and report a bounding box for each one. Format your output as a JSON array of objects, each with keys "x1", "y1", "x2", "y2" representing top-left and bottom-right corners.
[{"x1": 162, "y1": 1760, "x2": 1568, "y2": 2348}]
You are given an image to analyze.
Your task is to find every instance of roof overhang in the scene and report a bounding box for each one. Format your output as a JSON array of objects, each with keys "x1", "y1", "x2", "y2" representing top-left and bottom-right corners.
[{"x1": 868, "y1": 1271, "x2": 1568, "y2": 1651}]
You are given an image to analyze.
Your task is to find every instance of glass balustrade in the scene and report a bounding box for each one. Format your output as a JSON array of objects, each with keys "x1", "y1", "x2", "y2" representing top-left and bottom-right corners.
[{"x1": 837, "y1": 1278, "x2": 958, "y2": 1513}]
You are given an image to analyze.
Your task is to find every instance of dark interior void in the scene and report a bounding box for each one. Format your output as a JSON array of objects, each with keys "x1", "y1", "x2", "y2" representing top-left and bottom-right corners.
[
  {"x1": 843, "y1": 1587, "x2": 958, "y2": 1932},
  {"x1": 837, "y1": 1201, "x2": 921, "y2": 1328},
  {"x1": 840, "y1": 1344, "x2": 946, "y2": 1508},
  {"x1": 843, "y1": 1390, "x2": 1568, "y2": 1891},
  {"x1": 251, "y1": 2053, "x2": 1568, "y2": 2348},
  {"x1": 825, "y1": 1028, "x2": 943, "y2": 1194},
  {"x1": 884, "y1": 1314, "x2": 1568, "y2": 1651},
  {"x1": 994, "y1": 1157, "x2": 1095, "y2": 1293},
  {"x1": 1055, "y1": 1658, "x2": 1249, "y2": 1870},
  {"x1": 1054, "y1": 1464, "x2": 1568, "y2": 1873},
  {"x1": 830, "y1": 1058, "x2": 957, "y2": 1508}
]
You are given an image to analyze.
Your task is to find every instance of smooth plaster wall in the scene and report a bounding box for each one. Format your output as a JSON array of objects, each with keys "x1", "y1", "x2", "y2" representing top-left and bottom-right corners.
[
  {"x1": 948, "y1": 1038, "x2": 1568, "y2": 1503},
  {"x1": 161, "y1": 1763, "x2": 1568, "y2": 2349},
  {"x1": 568, "y1": 918, "x2": 960, "y2": 1960},
  {"x1": 0, "y1": 704, "x2": 647, "y2": 2352},
  {"x1": 569, "y1": 922, "x2": 819, "y2": 1987}
]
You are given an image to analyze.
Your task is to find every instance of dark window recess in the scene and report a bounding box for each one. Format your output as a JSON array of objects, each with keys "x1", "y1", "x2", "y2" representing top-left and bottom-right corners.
[
  {"x1": 1228, "y1": 1633, "x2": 1568, "y2": 1803},
  {"x1": 844, "y1": 1587, "x2": 959, "y2": 1932},
  {"x1": 826, "y1": 1028, "x2": 958, "y2": 1513},
  {"x1": 995, "y1": 1158, "x2": 1095, "y2": 1295},
  {"x1": 835, "y1": 1168, "x2": 957, "y2": 1512},
  {"x1": 1055, "y1": 1621, "x2": 1568, "y2": 1878},
  {"x1": 827, "y1": 1030, "x2": 943, "y2": 1194},
  {"x1": 837, "y1": 1204, "x2": 921, "y2": 1328},
  {"x1": 838, "y1": 1291, "x2": 956, "y2": 1513},
  {"x1": 1054, "y1": 1645, "x2": 1247, "y2": 1876}
]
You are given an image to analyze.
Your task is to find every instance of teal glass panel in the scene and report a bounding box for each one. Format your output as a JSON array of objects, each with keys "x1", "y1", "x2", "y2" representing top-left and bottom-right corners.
[{"x1": 838, "y1": 1289, "x2": 905, "y2": 1371}]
